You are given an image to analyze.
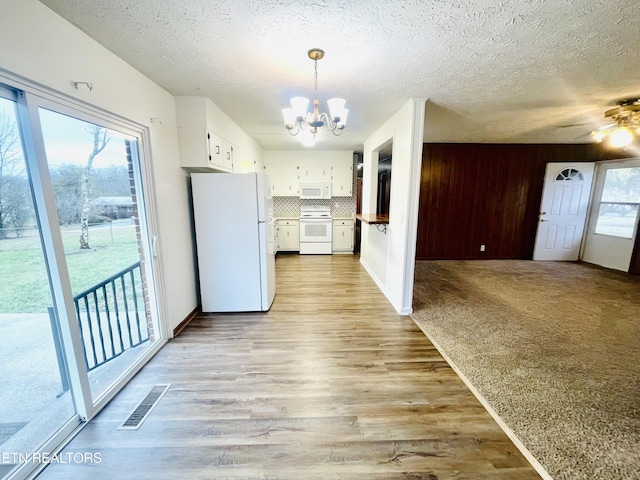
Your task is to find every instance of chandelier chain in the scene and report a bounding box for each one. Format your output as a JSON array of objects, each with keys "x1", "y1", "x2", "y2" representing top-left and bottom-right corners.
[{"x1": 313, "y1": 59, "x2": 319, "y2": 104}]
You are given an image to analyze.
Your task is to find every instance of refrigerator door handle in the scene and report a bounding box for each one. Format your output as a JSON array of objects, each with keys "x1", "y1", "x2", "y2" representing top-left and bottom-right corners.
[{"x1": 152, "y1": 236, "x2": 158, "y2": 257}]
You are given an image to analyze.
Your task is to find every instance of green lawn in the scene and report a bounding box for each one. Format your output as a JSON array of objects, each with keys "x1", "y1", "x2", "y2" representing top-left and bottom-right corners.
[{"x1": 0, "y1": 222, "x2": 141, "y2": 313}]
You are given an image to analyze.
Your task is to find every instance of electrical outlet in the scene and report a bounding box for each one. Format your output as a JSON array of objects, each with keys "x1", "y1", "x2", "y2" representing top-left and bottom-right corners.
[{"x1": 480, "y1": 244, "x2": 486, "y2": 252}]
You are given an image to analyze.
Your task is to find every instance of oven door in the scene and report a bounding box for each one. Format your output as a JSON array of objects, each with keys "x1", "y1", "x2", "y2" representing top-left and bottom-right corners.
[{"x1": 299, "y1": 218, "x2": 332, "y2": 243}]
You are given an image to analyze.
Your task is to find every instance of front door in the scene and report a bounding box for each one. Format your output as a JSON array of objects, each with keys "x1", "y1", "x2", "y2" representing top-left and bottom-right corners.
[{"x1": 533, "y1": 162, "x2": 594, "y2": 261}]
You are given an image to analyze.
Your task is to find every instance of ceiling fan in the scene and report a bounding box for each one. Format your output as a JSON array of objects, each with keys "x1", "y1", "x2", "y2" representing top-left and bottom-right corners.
[{"x1": 591, "y1": 97, "x2": 640, "y2": 148}]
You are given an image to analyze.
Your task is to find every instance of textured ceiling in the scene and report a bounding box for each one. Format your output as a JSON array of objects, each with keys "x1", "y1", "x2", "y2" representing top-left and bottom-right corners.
[{"x1": 39, "y1": 0, "x2": 640, "y2": 151}]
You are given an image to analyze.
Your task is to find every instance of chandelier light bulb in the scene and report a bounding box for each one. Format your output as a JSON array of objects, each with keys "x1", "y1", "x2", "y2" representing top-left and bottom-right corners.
[
  {"x1": 327, "y1": 98, "x2": 346, "y2": 121},
  {"x1": 338, "y1": 109, "x2": 349, "y2": 128},
  {"x1": 290, "y1": 97, "x2": 309, "y2": 119},
  {"x1": 282, "y1": 108, "x2": 296, "y2": 128}
]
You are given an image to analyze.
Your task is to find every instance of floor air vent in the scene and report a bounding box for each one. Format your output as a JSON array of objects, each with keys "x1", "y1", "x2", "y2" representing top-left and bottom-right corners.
[{"x1": 118, "y1": 384, "x2": 170, "y2": 430}]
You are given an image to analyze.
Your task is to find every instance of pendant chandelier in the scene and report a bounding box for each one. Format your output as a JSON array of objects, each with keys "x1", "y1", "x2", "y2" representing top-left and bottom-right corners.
[{"x1": 282, "y1": 48, "x2": 348, "y2": 143}]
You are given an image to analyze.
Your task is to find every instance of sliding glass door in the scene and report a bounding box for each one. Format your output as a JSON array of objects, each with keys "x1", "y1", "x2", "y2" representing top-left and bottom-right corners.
[
  {"x1": 0, "y1": 87, "x2": 78, "y2": 480},
  {"x1": 0, "y1": 83, "x2": 163, "y2": 479},
  {"x1": 37, "y1": 107, "x2": 158, "y2": 402}
]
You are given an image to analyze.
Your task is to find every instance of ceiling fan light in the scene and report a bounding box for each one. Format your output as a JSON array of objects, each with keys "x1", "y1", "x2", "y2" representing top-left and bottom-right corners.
[
  {"x1": 608, "y1": 126, "x2": 634, "y2": 148},
  {"x1": 591, "y1": 129, "x2": 607, "y2": 143},
  {"x1": 290, "y1": 96, "x2": 309, "y2": 119}
]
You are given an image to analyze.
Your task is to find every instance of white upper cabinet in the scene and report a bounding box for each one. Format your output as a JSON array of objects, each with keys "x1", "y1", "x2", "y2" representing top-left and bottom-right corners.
[
  {"x1": 175, "y1": 96, "x2": 263, "y2": 173},
  {"x1": 233, "y1": 147, "x2": 260, "y2": 173},
  {"x1": 331, "y1": 155, "x2": 354, "y2": 197},
  {"x1": 263, "y1": 150, "x2": 353, "y2": 197},
  {"x1": 264, "y1": 153, "x2": 300, "y2": 196},
  {"x1": 300, "y1": 159, "x2": 332, "y2": 181},
  {"x1": 177, "y1": 127, "x2": 229, "y2": 171}
]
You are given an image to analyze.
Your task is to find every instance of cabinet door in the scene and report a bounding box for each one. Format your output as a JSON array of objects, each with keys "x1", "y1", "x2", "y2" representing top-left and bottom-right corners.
[
  {"x1": 233, "y1": 148, "x2": 256, "y2": 173},
  {"x1": 300, "y1": 159, "x2": 331, "y2": 181},
  {"x1": 332, "y1": 159, "x2": 353, "y2": 197},
  {"x1": 207, "y1": 130, "x2": 224, "y2": 169},
  {"x1": 264, "y1": 156, "x2": 300, "y2": 196},
  {"x1": 264, "y1": 161, "x2": 280, "y2": 195},
  {"x1": 333, "y1": 220, "x2": 354, "y2": 252},
  {"x1": 299, "y1": 160, "x2": 315, "y2": 181},
  {"x1": 279, "y1": 223, "x2": 300, "y2": 251},
  {"x1": 315, "y1": 164, "x2": 332, "y2": 181},
  {"x1": 222, "y1": 139, "x2": 234, "y2": 171},
  {"x1": 282, "y1": 163, "x2": 300, "y2": 195},
  {"x1": 178, "y1": 127, "x2": 208, "y2": 168},
  {"x1": 178, "y1": 127, "x2": 231, "y2": 171}
]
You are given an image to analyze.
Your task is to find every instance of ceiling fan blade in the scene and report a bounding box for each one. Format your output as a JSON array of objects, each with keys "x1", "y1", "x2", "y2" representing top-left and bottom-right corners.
[{"x1": 556, "y1": 122, "x2": 591, "y2": 128}]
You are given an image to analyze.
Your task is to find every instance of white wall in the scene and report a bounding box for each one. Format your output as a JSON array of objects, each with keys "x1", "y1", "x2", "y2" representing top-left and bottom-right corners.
[
  {"x1": 0, "y1": 0, "x2": 198, "y2": 331},
  {"x1": 360, "y1": 99, "x2": 426, "y2": 314}
]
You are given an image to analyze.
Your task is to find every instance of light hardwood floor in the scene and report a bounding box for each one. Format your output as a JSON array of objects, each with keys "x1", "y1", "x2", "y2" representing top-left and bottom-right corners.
[{"x1": 37, "y1": 254, "x2": 541, "y2": 479}]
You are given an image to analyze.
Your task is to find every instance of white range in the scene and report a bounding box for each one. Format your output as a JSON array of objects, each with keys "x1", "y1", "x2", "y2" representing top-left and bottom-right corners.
[{"x1": 299, "y1": 205, "x2": 332, "y2": 255}]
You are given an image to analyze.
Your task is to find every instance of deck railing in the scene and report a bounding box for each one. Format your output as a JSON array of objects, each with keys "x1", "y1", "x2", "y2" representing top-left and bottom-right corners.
[{"x1": 73, "y1": 261, "x2": 149, "y2": 372}]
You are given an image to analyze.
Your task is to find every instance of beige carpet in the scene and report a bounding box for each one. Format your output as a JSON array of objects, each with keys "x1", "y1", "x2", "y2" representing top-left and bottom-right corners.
[{"x1": 410, "y1": 260, "x2": 640, "y2": 480}]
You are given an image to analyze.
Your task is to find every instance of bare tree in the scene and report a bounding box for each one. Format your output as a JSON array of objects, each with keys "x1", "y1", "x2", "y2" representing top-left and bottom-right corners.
[
  {"x1": 51, "y1": 164, "x2": 83, "y2": 226},
  {"x1": 0, "y1": 112, "x2": 28, "y2": 239},
  {"x1": 79, "y1": 125, "x2": 109, "y2": 249}
]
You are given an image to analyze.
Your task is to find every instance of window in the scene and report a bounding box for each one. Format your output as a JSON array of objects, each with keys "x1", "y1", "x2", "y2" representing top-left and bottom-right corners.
[
  {"x1": 555, "y1": 168, "x2": 583, "y2": 181},
  {"x1": 594, "y1": 167, "x2": 640, "y2": 238}
]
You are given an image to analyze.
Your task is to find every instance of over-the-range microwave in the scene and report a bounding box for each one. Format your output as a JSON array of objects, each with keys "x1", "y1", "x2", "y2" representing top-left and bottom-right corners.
[{"x1": 299, "y1": 181, "x2": 332, "y2": 199}]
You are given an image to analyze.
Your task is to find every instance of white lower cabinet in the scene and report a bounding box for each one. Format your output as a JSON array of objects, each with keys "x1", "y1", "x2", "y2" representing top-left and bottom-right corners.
[
  {"x1": 333, "y1": 219, "x2": 354, "y2": 253},
  {"x1": 276, "y1": 219, "x2": 299, "y2": 252}
]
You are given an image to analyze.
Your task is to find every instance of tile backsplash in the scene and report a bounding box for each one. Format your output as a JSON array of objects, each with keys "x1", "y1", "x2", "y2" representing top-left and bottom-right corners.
[
  {"x1": 273, "y1": 196, "x2": 356, "y2": 216},
  {"x1": 273, "y1": 156, "x2": 357, "y2": 217}
]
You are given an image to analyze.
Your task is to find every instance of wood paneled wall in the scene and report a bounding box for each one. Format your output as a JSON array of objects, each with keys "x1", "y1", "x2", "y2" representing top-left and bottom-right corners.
[{"x1": 416, "y1": 143, "x2": 627, "y2": 260}]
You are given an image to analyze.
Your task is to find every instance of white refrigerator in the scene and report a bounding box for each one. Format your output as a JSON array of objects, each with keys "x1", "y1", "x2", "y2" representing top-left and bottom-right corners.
[{"x1": 190, "y1": 172, "x2": 276, "y2": 312}]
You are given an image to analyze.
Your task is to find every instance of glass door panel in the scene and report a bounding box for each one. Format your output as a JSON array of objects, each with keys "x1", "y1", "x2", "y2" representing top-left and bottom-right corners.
[
  {"x1": 0, "y1": 94, "x2": 76, "y2": 479},
  {"x1": 583, "y1": 162, "x2": 640, "y2": 271},
  {"x1": 37, "y1": 107, "x2": 159, "y2": 402},
  {"x1": 593, "y1": 167, "x2": 640, "y2": 238}
]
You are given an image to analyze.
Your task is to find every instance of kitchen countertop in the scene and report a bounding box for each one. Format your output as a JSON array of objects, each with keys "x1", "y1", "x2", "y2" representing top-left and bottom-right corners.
[
  {"x1": 355, "y1": 213, "x2": 389, "y2": 225},
  {"x1": 274, "y1": 213, "x2": 355, "y2": 221},
  {"x1": 273, "y1": 213, "x2": 300, "y2": 220}
]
